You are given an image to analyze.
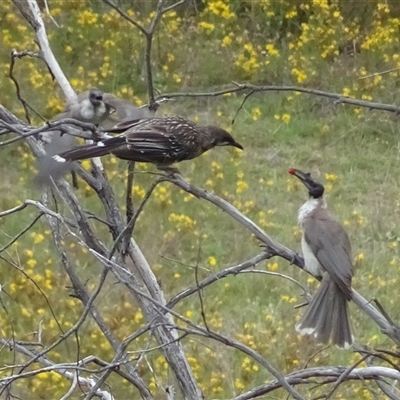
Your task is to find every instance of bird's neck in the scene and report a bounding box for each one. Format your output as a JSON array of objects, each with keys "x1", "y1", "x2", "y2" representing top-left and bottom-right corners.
[
  {"x1": 298, "y1": 197, "x2": 326, "y2": 225},
  {"x1": 199, "y1": 127, "x2": 215, "y2": 150}
]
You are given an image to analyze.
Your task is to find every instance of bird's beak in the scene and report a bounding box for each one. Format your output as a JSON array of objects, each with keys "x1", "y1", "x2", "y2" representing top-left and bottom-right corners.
[
  {"x1": 232, "y1": 141, "x2": 244, "y2": 150},
  {"x1": 288, "y1": 168, "x2": 315, "y2": 191}
]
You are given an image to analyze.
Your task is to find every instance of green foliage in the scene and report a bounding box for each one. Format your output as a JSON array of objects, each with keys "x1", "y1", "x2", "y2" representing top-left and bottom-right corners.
[{"x1": 1, "y1": 0, "x2": 400, "y2": 398}]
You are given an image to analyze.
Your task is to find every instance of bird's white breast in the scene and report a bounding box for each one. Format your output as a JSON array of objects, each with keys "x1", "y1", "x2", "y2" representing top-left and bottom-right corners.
[
  {"x1": 80, "y1": 100, "x2": 107, "y2": 123},
  {"x1": 298, "y1": 198, "x2": 326, "y2": 277},
  {"x1": 95, "y1": 103, "x2": 107, "y2": 117},
  {"x1": 80, "y1": 99, "x2": 95, "y2": 120},
  {"x1": 301, "y1": 235, "x2": 323, "y2": 276}
]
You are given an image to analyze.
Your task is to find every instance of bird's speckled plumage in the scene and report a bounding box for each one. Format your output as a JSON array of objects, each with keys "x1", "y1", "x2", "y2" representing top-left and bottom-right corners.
[{"x1": 53, "y1": 115, "x2": 243, "y2": 167}]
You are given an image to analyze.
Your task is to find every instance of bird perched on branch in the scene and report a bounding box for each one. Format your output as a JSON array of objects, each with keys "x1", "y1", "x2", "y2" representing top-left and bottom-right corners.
[
  {"x1": 52, "y1": 87, "x2": 115, "y2": 125},
  {"x1": 53, "y1": 115, "x2": 243, "y2": 170},
  {"x1": 289, "y1": 168, "x2": 354, "y2": 348},
  {"x1": 37, "y1": 88, "x2": 158, "y2": 185},
  {"x1": 51, "y1": 88, "x2": 157, "y2": 128}
]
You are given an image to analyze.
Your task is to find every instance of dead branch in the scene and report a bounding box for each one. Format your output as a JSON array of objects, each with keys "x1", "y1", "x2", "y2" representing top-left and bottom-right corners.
[
  {"x1": 102, "y1": 0, "x2": 191, "y2": 106},
  {"x1": 157, "y1": 82, "x2": 400, "y2": 116},
  {"x1": 12, "y1": 0, "x2": 76, "y2": 101},
  {"x1": 232, "y1": 366, "x2": 400, "y2": 400},
  {"x1": 0, "y1": 339, "x2": 114, "y2": 399},
  {"x1": 79, "y1": 259, "x2": 307, "y2": 400},
  {"x1": 166, "y1": 174, "x2": 400, "y2": 346},
  {"x1": 9, "y1": 49, "x2": 43, "y2": 123},
  {"x1": 167, "y1": 252, "x2": 272, "y2": 308}
]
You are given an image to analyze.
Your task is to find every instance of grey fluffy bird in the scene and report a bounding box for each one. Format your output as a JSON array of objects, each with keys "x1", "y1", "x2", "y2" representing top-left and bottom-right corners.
[
  {"x1": 289, "y1": 168, "x2": 354, "y2": 348},
  {"x1": 37, "y1": 88, "x2": 156, "y2": 184},
  {"x1": 52, "y1": 88, "x2": 114, "y2": 125},
  {"x1": 53, "y1": 116, "x2": 243, "y2": 169}
]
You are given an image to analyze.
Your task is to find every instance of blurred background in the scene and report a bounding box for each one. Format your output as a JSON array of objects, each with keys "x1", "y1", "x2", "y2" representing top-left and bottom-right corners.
[{"x1": 1, "y1": 1, "x2": 400, "y2": 398}]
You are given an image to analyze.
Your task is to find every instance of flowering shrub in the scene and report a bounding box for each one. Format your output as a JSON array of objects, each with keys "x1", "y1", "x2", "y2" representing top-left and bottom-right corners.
[{"x1": 1, "y1": 1, "x2": 400, "y2": 398}]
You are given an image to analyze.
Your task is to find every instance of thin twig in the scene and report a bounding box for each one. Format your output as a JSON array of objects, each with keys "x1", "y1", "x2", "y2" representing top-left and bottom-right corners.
[
  {"x1": 0, "y1": 213, "x2": 43, "y2": 253},
  {"x1": 101, "y1": 0, "x2": 148, "y2": 36},
  {"x1": 167, "y1": 252, "x2": 271, "y2": 309},
  {"x1": 9, "y1": 49, "x2": 42, "y2": 123},
  {"x1": 194, "y1": 240, "x2": 209, "y2": 331},
  {"x1": 109, "y1": 177, "x2": 167, "y2": 259},
  {"x1": 126, "y1": 161, "x2": 136, "y2": 222},
  {"x1": 232, "y1": 89, "x2": 255, "y2": 124},
  {"x1": 359, "y1": 67, "x2": 400, "y2": 80},
  {"x1": 324, "y1": 353, "x2": 371, "y2": 399}
]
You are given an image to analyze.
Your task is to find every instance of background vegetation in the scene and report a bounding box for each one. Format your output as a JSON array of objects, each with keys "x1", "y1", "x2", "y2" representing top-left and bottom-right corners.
[{"x1": 1, "y1": 0, "x2": 400, "y2": 398}]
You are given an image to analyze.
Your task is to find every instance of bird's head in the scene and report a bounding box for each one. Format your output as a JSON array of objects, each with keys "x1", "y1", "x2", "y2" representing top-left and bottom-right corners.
[
  {"x1": 288, "y1": 168, "x2": 324, "y2": 198},
  {"x1": 210, "y1": 127, "x2": 243, "y2": 150},
  {"x1": 89, "y1": 88, "x2": 104, "y2": 106}
]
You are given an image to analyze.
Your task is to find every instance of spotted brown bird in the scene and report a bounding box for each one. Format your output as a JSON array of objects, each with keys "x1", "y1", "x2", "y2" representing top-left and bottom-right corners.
[
  {"x1": 37, "y1": 89, "x2": 161, "y2": 185},
  {"x1": 289, "y1": 168, "x2": 354, "y2": 348},
  {"x1": 53, "y1": 116, "x2": 243, "y2": 169}
]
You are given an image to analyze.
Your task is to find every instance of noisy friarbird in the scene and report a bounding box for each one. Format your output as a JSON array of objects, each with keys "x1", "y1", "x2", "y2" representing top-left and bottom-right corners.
[{"x1": 289, "y1": 168, "x2": 354, "y2": 348}]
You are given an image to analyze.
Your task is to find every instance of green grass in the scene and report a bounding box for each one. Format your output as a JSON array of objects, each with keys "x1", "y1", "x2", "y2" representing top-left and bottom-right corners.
[
  {"x1": 2, "y1": 93, "x2": 400, "y2": 398},
  {"x1": 2, "y1": 1, "x2": 400, "y2": 398}
]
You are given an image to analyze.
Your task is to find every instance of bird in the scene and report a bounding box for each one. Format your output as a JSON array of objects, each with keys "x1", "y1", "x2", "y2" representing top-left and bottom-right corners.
[
  {"x1": 289, "y1": 168, "x2": 354, "y2": 348},
  {"x1": 52, "y1": 115, "x2": 243, "y2": 170},
  {"x1": 39, "y1": 88, "x2": 113, "y2": 151},
  {"x1": 36, "y1": 88, "x2": 158, "y2": 185},
  {"x1": 96, "y1": 92, "x2": 156, "y2": 130},
  {"x1": 51, "y1": 87, "x2": 115, "y2": 126},
  {"x1": 51, "y1": 88, "x2": 157, "y2": 128}
]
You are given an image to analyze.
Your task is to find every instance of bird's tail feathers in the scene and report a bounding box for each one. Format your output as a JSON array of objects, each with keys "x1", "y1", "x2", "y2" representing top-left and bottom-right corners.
[
  {"x1": 53, "y1": 137, "x2": 124, "y2": 162},
  {"x1": 295, "y1": 277, "x2": 353, "y2": 348}
]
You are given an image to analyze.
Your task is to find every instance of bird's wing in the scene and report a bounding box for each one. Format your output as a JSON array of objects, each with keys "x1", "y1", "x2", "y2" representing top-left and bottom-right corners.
[
  {"x1": 108, "y1": 119, "x2": 188, "y2": 163},
  {"x1": 303, "y1": 216, "x2": 353, "y2": 299},
  {"x1": 51, "y1": 98, "x2": 80, "y2": 121},
  {"x1": 125, "y1": 130, "x2": 183, "y2": 159},
  {"x1": 101, "y1": 94, "x2": 155, "y2": 123}
]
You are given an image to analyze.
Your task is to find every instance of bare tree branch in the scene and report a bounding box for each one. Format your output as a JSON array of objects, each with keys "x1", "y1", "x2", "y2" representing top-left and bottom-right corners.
[
  {"x1": 167, "y1": 174, "x2": 302, "y2": 266},
  {"x1": 0, "y1": 213, "x2": 43, "y2": 254},
  {"x1": 102, "y1": 0, "x2": 189, "y2": 107},
  {"x1": 101, "y1": 0, "x2": 147, "y2": 36},
  {"x1": 12, "y1": 0, "x2": 76, "y2": 101},
  {"x1": 167, "y1": 252, "x2": 272, "y2": 308},
  {"x1": 83, "y1": 261, "x2": 307, "y2": 400},
  {"x1": 108, "y1": 177, "x2": 167, "y2": 259},
  {"x1": 0, "y1": 339, "x2": 114, "y2": 399},
  {"x1": 232, "y1": 366, "x2": 400, "y2": 400},
  {"x1": 166, "y1": 174, "x2": 400, "y2": 346},
  {"x1": 157, "y1": 83, "x2": 400, "y2": 116},
  {"x1": 9, "y1": 49, "x2": 43, "y2": 123}
]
